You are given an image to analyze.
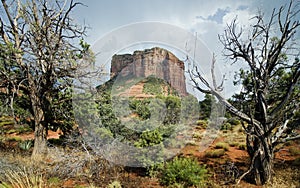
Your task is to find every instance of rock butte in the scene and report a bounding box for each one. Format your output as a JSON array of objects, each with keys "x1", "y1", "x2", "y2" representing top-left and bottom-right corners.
[{"x1": 110, "y1": 47, "x2": 187, "y2": 96}]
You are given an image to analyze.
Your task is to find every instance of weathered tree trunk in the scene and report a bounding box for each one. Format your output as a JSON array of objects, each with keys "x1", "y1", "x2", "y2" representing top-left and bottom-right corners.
[
  {"x1": 32, "y1": 121, "x2": 47, "y2": 157},
  {"x1": 29, "y1": 78, "x2": 48, "y2": 158},
  {"x1": 247, "y1": 134, "x2": 274, "y2": 185}
]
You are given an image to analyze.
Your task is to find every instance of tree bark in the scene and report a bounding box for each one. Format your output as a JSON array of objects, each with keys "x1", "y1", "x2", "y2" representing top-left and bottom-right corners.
[
  {"x1": 247, "y1": 135, "x2": 274, "y2": 185},
  {"x1": 32, "y1": 121, "x2": 47, "y2": 158},
  {"x1": 29, "y1": 78, "x2": 47, "y2": 158}
]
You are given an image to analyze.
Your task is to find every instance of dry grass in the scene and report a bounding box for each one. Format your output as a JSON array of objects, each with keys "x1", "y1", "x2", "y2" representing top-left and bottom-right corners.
[
  {"x1": 0, "y1": 167, "x2": 46, "y2": 188},
  {"x1": 263, "y1": 167, "x2": 300, "y2": 188},
  {"x1": 0, "y1": 144, "x2": 124, "y2": 188},
  {"x1": 215, "y1": 142, "x2": 229, "y2": 151},
  {"x1": 205, "y1": 149, "x2": 226, "y2": 158}
]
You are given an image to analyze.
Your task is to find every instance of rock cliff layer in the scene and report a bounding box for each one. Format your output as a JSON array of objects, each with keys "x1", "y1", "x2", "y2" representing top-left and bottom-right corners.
[{"x1": 111, "y1": 47, "x2": 187, "y2": 96}]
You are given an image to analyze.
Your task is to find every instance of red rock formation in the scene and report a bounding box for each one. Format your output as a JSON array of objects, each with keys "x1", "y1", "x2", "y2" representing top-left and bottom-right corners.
[{"x1": 111, "y1": 47, "x2": 187, "y2": 96}]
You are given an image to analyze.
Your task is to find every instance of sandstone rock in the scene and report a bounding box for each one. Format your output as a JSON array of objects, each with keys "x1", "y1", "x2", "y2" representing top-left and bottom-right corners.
[{"x1": 110, "y1": 47, "x2": 187, "y2": 96}]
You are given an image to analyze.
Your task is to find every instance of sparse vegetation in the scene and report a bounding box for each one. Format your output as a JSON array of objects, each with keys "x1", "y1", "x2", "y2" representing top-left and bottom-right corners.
[{"x1": 215, "y1": 142, "x2": 229, "y2": 151}]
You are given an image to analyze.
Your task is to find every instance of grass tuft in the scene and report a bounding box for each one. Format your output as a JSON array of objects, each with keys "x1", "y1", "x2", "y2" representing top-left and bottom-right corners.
[
  {"x1": 205, "y1": 149, "x2": 226, "y2": 158},
  {"x1": 215, "y1": 142, "x2": 230, "y2": 151}
]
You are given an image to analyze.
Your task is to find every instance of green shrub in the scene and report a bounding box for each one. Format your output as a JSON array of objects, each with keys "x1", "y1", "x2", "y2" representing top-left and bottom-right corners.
[
  {"x1": 134, "y1": 129, "x2": 165, "y2": 170},
  {"x1": 134, "y1": 129, "x2": 163, "y2": 147},
  {"x1": 159, "y1": 157, "x2": 208, "y2": 187},
  {"x1": 221, "y1": 122, "x2": 232, "y2": 130},
  {"x1": 204, "y1": 149, "x2": 226, "y2": 158},
  {"x1": 129, "y1": 99, "x2": 151, "y2": 120},
  {"x1": 196, "y1": 120, "x2": 208, "y2": 129},
  {"x1": 192, "y1": 132, "x2": 202, "y2": 139},
  {"x1": 215, "y1": 142, "x2": 229, "y2": 151}
]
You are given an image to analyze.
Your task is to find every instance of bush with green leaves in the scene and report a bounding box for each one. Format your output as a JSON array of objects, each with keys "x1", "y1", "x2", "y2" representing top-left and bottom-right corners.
[
  {"x1": 134, "y1": 129, "x2": 165, "y2": 170},
  {"x1": 129, "y1": 99, "x2": 151, "y2": 120},
  {"x1": 159, "y1": 157, "x2": 209, "y2": 187},
  {"x1": 196, "y1": 120, "x2": 208, "y2": 129},
  {"x1": 221, "y1": 122, "x2": 232, "y2": 130},
  {"x1": 134, "y1": 129, "x2": 163, "y2": 147}
]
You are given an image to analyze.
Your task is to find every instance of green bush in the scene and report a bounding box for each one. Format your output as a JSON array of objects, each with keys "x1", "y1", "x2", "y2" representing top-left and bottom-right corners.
[
  {"x1": 196, "y1": 120, "x2": 208, "y2": 129},
  {"x1": 159, "y1": 157, "x2": 208, "y2": 187},
  {"x1": 221, "y1": 122, "x2": 232, "y2": 130},
  {"x1": 134, "y1": 129, "x2": 163, "y2": 147},
  {"x1": 129, "y1": 99, "x2": 151, "y2": 120}
]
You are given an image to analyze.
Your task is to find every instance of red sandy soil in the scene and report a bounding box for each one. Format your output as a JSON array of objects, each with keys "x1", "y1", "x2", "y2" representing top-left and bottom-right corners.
[{"x1": 7, "y1": 129, "x2": 62, "y2": 140}]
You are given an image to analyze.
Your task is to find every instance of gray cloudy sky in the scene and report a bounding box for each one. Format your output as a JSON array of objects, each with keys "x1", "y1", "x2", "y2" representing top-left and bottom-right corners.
[{"x1": 73, "y1": 0, "x2": 297, "y2": 98}]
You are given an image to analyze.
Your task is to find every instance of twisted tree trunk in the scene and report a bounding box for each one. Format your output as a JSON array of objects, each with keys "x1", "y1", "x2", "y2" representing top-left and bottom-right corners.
[{"x1": 246, "y1": 134, "x2": 274, "y2": 185}]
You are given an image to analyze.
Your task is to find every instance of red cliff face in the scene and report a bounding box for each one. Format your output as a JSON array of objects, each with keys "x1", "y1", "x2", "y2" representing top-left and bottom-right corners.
[{"x1": 111, "y1": 47, "x2": 187, "y2": 96}]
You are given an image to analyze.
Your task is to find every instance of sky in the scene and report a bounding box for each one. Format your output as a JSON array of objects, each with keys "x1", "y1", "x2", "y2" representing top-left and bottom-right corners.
[{"x1": 72, "y1": 0, "x2": 298, "y2": 98}]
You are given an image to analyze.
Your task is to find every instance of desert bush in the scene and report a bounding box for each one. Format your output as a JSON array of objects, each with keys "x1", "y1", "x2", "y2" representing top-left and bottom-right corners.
[
  {"x1": 196, "y1": 120, "x2": 208, "y2": 129},
  {"x1": 129, "y1": 99, "x2": 151, "y2": 120},
  {"x1": 159, "y1": 157, "x2": 208, "y2": 187},
  {"x1": 205, "y1": 149, "x2": 226, "y2": 158},
  {"x1": 215, "y1": 142, "x2": 229, "y2": 151},
  {"x1": 192, "y1": 132, "x2": 202, "y2": 139},
  {"x1": 221, "y1": 122, "x2": 232, "y2": 131},
  {"x1": 134, "y1": 129, "x2": 165, "y2": 171},
  {"x1": 134, "y1": 129, "x2": 163, "y2": 147}
]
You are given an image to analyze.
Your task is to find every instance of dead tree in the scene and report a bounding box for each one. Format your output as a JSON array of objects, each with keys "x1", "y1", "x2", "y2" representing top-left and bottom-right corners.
[
  {"x1": 189, "y1": 0, "x2": 300, "y2": 185},
  {"x1": 0, "y1": 0, "x2": 99, "y2": 158}
]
